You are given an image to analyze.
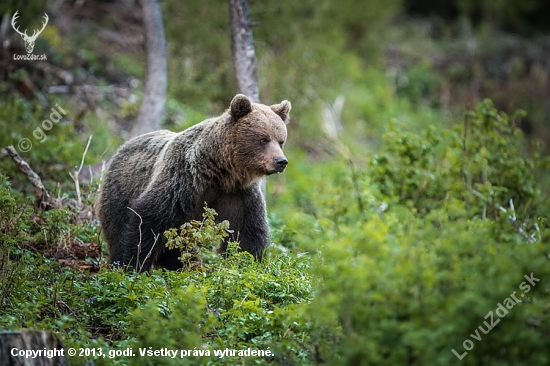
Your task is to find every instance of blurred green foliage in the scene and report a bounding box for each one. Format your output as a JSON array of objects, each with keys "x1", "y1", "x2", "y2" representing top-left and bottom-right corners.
[
  {"x1": 0, "y1": 94, "x2": 120, "y2": 195},
  {"x1": 269, "y1": 100, "x2": 550, "y2": 365},
  {"x1": 1, "y1": 0, "x2": 550, "y2": 364},
  {"x1": 371, "y1": 100, "x2": 541, "y2": 221},
  {"x1": 162, "y1": 0, "x2": 401, "y2": 142}
]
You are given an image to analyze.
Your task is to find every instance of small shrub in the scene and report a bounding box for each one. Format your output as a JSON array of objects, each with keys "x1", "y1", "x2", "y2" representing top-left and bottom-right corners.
[
  {"x1": 370, "y1": 99, "x2": 544, "y2": 230},
  {"x1": 164, "y1": 203, "x2": 232, "y2": 268}
]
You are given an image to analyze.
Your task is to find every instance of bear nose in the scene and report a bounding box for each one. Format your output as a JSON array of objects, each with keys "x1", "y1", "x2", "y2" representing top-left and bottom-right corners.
[{"x1": 275, "y1": 157, "x2": 288, "y2": 170}]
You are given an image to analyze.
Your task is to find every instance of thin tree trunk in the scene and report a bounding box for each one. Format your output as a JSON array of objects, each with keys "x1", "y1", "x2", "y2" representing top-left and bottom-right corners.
[
  {"x1": 82, "y1": 0, "x2": 167, "y2": 182},
  {"x1": 228, "y1": 0, "x2": 260, "y2": 103},
  {"x1": 130, "y1": 0, "x2": 167, "y2": 138},
  {"x1": 228, "y1": 0, "x2": 266, "y2": 196}
]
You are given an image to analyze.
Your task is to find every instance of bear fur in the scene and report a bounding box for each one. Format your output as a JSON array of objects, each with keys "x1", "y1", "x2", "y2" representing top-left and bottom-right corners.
[{"x1": 96, "y1": 94, "x2": 290, "y2": 271}]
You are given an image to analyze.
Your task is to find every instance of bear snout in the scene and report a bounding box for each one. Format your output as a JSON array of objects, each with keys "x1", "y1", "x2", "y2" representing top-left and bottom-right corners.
[{"x1": 275, "y1": 156, "x2": 288, "y2": 173}]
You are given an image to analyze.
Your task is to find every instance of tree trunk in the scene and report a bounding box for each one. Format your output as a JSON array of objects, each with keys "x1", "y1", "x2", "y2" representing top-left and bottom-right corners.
[
  {"x1": 130, "y1": 0, "x2": 167, "y2": 138},
  {"x1": 228, "y1": 0, "x2": 266, "y2": 196},
  {"x1": 228, "y1": 0, "x2": 260, "y2": 103},
  {"x1": 81, "y1": 0, "x2": 167, "y2": 182},
  {"x1": 0, "y1": 330, "x2": 67, "y2": 366}
]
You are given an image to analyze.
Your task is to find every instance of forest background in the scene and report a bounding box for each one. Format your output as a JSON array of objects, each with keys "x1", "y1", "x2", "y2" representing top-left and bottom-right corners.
[{"x1": 0, "y1": 0, "x2": 549, "y2": 365}]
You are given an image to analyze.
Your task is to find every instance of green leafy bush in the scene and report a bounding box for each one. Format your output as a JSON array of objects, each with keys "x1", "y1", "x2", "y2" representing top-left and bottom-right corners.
[
  {"x1": 371, "y1": 99, "x2": 543, "y2": 226},
  {"x1": 164, "y1": 204, "x2": 232, "y2": 268},
  {"x1": 269, "y1": 100, "x2": 550, "y2": 365},
  {"x1": 306, "y1": 205, "x2": 549, "y2": 365}
]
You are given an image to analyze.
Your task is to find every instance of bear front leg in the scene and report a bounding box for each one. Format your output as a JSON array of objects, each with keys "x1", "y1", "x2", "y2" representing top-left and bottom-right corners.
[
  {"x1": 120, "y1": 201, "x2": 168, "y2": 271},
  {"x1": 214, "y1": 184, "x2": 270, "y2": 260}
]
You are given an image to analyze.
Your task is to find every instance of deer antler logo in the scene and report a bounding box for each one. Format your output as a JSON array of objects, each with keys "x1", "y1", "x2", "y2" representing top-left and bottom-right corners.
[{"x1": 11, "y1": 11, "x2": 49, "y2": 54}]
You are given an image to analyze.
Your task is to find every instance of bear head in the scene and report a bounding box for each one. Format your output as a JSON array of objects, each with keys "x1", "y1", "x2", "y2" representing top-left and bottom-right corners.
[{"x1": 227, "y1": 94, "x2": 291, "y2": 186}]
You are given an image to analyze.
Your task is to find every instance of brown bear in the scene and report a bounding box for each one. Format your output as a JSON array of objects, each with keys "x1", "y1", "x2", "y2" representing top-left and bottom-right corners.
[{"x1": 96, "y1": 94, "x2": 290, "y2": 271}]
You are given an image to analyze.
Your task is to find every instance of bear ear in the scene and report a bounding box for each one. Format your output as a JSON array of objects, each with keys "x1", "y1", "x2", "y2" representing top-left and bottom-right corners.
[
  {"x1": 230, "y1": 94, "x2": 253, "y2": 120},
  {"x1": 270, "y1": 100, "x2": 291, "y2": 124}
]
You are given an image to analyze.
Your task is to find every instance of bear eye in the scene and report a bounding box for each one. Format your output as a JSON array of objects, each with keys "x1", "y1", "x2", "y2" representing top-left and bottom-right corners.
[
  {"x1": 279, "y1": 140, "x2": 285, "y2": 147},
  {"x1": 260, "y1": 138, "x2": 269, "y2": 144}
]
